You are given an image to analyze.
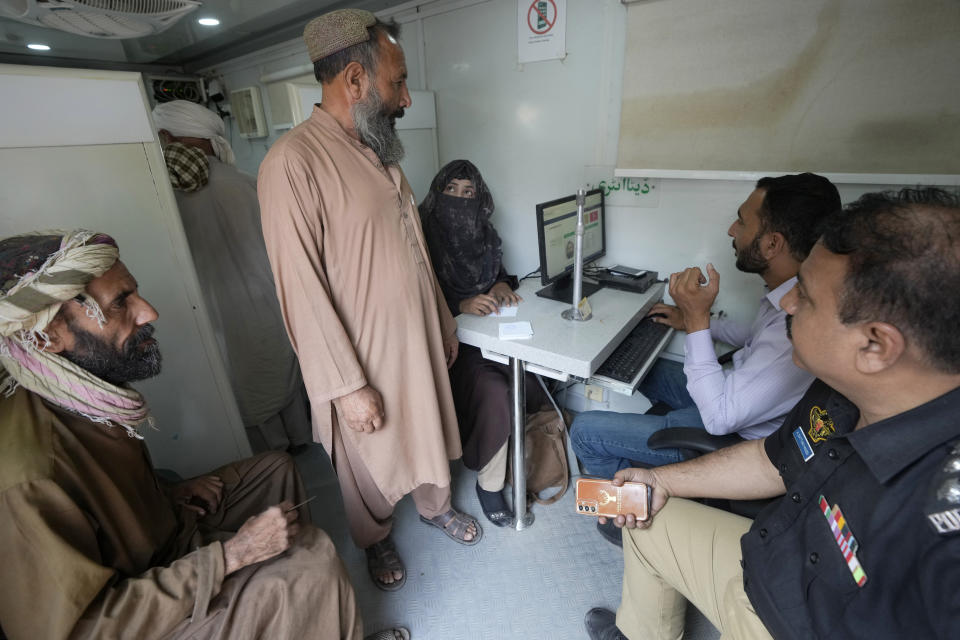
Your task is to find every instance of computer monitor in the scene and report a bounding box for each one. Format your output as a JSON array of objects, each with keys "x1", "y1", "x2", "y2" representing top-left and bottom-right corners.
[{"x1": 535, "y1": 188, "x2": 606, "y2": 302}]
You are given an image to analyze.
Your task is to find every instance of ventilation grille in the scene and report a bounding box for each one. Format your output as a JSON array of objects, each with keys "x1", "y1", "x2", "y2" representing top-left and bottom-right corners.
[
  {"x1": 230, "y1": 86, "x2": 267, "y2": 139},
  {"x1": 66, "y1": 0, "x2": 200, "y2": 16},
  {"x1": 0, "y1": 0, "x2": 200, "y2": 38}
]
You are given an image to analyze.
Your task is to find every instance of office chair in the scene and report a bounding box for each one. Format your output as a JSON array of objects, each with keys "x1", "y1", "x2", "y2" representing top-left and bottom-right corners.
[
  {"x1": 646, "y1": 423, "x2": 772, "y2": 519},
  {"x1": 644, "y1": 350, "x2": 775, "y2": 519}
]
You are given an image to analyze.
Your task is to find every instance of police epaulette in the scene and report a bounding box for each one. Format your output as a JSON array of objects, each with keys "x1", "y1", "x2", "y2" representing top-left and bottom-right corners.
[{"x1": 924, "y1": 439, "x2": 960, "y2": 536}]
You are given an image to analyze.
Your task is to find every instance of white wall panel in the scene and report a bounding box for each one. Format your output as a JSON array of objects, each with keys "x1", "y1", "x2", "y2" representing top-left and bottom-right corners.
[
  {"x1": 0, "y1": 65, "x2": 155, "y2": 148},
  {"x1": 421, "y1": 0, "x2": 626, "y2": 277}
]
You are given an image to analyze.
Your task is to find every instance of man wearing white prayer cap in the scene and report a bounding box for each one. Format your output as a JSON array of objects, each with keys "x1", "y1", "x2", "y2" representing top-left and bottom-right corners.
[{"x1": 152, "y1": 100, "x2": 312, "y2": 455}]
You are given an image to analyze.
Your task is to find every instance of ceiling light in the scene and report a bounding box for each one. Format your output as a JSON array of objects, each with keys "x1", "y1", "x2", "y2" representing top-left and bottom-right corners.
[
  {"x1": 198, "y1": 18, "x2": 220, "y2": 26},
  {"x1": 27, "y1": 43, "x2": 51, "y2": 51}
]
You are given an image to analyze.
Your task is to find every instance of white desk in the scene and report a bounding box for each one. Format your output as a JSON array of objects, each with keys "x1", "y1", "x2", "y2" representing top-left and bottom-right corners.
[{"x1": 456, "y1": 279, "x2": 666, "y2": 530}]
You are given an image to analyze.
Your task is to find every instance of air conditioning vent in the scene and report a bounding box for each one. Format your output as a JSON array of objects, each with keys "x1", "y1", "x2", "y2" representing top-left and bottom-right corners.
[
  {"x1": 230, "y1": 86, "x2": 267, "y2": 139},
  {"x1": 70, "y1": 0, "x2": 197, "y2": 14},
  {"x1": 0, "y1": 0, "x2": 200, "y2": 38}
]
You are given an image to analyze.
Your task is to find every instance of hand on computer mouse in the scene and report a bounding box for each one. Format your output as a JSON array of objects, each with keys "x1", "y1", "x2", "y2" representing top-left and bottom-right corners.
[{"x1": 647, "y1": 303, "x2": 686, "y2": 331}]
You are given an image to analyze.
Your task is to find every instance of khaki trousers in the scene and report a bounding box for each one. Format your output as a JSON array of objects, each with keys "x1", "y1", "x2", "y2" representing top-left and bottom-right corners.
[{"x1": 618, "y1": 498, "x2": 772, "y2": 640}]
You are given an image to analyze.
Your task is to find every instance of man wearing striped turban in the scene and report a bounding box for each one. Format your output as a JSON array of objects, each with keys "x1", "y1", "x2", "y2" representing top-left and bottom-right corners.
[{"x1": 0, "y1": 231, "x2": 406, "y2": 640}]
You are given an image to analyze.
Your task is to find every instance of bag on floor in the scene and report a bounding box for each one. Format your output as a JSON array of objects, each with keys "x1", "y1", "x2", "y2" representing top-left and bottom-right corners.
[{"x1": 507, "y1": 406, "x2": 570, "y2": 505}]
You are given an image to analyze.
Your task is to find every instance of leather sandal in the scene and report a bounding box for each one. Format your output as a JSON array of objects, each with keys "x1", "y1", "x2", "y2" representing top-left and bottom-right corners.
[
  {"x1": 365, "y1": 536, "x2": 406, "y2": 592},
  {"x1": 475, "y1": 482, "x2": 513, "y2": 527},
  {"x1": 364, "y1": 628, "x2": 410, "y2": 640},
  {"x1": 419, "y1": 508, "x2": 483, "y2": 545}
]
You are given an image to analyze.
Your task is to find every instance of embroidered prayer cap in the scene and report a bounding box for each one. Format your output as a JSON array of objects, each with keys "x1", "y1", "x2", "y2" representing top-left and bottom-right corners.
[
  {"x1": 0, "y1": 230, "x2": 118, "y2": 339},
  {"x1": 303, "y1": 8, "x2": 377, "y2": 63},
  {"x1": 163, "y1": 142, "x2": 210, "y2": 192}
]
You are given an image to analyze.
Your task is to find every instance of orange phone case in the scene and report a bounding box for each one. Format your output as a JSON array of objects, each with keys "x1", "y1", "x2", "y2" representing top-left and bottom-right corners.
[{"x1": 575, "y1": 478, "x2": 651, "y2": 521}]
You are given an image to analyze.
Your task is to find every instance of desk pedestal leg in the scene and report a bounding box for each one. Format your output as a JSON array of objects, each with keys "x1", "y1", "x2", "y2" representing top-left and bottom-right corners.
[{"x1": 510, "y1": 357, "x2": 534, "y2": 530}]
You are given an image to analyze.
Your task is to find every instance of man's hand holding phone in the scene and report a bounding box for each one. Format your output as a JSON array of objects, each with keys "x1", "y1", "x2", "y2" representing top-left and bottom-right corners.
[{"x1": 598, "y1": 468, "x2": 671, "y2": 530}]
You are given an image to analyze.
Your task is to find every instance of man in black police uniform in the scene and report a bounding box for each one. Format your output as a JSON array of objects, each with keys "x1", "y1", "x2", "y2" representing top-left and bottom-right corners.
[{"x1": 584, "y1": 187, "x2": 960, "y2": 640}]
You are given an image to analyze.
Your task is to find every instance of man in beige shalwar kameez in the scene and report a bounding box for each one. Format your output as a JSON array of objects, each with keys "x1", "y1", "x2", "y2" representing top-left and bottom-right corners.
[
  {"x1": 0, "y1": 230, "x2": 407, "y2": 640},
  {"x1": 258, "y1": 9, "x2": 481, "y2": 591}
]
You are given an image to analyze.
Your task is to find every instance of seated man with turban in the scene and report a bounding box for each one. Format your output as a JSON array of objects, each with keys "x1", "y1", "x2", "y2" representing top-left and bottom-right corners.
[{"x1": 0, "y1": 230, "x2": 408, "y2": 640}]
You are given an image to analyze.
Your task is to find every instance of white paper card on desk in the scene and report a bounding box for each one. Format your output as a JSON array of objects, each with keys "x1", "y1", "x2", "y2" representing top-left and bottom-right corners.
[
  {"x1": 499, "y1": 321, "x2": 533, "y2": 340},
  {"x1": 492, "y1": 306, "x2": 519, "y2": 318}
]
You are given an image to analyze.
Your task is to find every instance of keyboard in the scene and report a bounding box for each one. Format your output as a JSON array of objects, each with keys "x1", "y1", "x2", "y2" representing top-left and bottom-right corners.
[{"x1": 593, "y1": 317, "x2": 673, "y2": 383}]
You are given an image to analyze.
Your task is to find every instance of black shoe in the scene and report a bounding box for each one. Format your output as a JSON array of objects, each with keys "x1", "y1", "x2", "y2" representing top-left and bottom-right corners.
[
  {"x1": 597, "y1": 519, "x2": 623, "y2": 547},
  {"x1": 475, "y1": 482, "x2": 514, "y2": 527},
  {"x1": 584, "y1": 608, "x2": 627, "y2": 640}
]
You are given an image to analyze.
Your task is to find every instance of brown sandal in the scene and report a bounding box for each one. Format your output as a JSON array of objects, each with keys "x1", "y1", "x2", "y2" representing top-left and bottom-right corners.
[
  {"x1": 365, "y1": 536, "x2": 406, "y2": 592},
  {"x1": 419, "y1": 508, "x2": 483, "y2": 546}
]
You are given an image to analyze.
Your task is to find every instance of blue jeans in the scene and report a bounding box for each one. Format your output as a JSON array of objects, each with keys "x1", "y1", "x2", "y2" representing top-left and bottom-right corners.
[{"x1": 570, "y1": 360, "x2": 705, "y2": 477}]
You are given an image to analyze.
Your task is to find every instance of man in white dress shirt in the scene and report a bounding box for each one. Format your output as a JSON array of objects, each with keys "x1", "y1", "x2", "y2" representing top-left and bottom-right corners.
[{"x1": 571, "y1": 173, "x2": 841, "y2": 486}]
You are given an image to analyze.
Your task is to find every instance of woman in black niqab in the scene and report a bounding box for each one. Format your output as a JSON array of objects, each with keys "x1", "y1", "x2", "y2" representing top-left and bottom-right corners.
[
  {"x1": 420, "y1": 160, "x2": 544, "y2": 527},
  {"x1": 420, "y1": 159, "x2": 521, "y2": 315}
]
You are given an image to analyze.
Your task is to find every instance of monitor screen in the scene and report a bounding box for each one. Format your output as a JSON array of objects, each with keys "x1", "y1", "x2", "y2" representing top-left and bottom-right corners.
[{"x1": 536, "y1": 189, "x2": 605, "y2": 285}]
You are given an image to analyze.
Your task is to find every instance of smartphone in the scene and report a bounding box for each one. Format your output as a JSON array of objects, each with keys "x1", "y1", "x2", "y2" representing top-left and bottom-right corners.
[
  {"x1": 575, "y1": 478, "x2": 652, "y2": 521},
  {"x1": 607, "y1": 265, "x2": 646, "y2": 279}
]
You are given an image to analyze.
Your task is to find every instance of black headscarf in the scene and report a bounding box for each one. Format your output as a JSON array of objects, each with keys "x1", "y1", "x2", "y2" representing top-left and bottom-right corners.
[{"x1": 420, "y1": 160, "x2": 504, "y2": 310}]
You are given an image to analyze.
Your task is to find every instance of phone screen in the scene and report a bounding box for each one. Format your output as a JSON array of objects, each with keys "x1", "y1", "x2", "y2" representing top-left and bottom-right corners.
[{"x1": 609, "y1": 265, "x2": 645, "y2": 278}]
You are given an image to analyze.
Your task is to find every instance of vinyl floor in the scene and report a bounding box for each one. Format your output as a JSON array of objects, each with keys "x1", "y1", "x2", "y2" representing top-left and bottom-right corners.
[{"x1": 295, "y1": 445, "x2": 720, "y2": 640}]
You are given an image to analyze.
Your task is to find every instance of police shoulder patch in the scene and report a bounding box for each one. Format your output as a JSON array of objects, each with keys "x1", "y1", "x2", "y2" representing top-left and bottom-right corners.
[{"x1": 924, "y1": 441, "x2": 960, "y2": 537}]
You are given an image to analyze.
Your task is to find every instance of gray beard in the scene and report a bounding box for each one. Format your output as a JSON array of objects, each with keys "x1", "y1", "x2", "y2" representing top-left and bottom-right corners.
[
  {"x1": 352, "y1": 85, "x2": 405, "y2": 166},
  {"x1": 61, "y1": 323, "x2": 162, "y2": 386}
]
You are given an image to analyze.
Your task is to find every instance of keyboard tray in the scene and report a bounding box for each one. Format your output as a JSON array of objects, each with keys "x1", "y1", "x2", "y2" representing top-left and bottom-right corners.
[{"x1": 589, "y1": 318, "x2": 674, "y2": 396}]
